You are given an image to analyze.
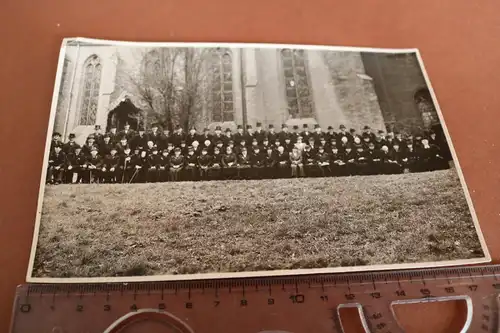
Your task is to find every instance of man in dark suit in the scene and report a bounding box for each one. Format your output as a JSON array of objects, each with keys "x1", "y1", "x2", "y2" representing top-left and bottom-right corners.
[
  {"x1": 47, "y1": 143, "x2": 66, "y2": 184},
  {"x1": 264, "y1": 146, "x2": 277, "y2": 179},
  {"x1": 250, "y1": 146, "x2": 266, "y2": 179},
  {"x1": 211, "y1": 126, "x2": 224, "y2": 146},
  {"x1": 237, "y1": 146, "x2": 252, "y2": 179},
  {"x1": 186, "y1": 126, "x2": 199, "y2": 146},
  {"x1": 119, "y1": 122, "x2": 136, "y2": 142},
  {"x1": 61, "y1": 133, "x2": 76, "y2": 154},
  {"x1": 253, "y1": 122, "x2": 266, "y2": 144},
  {"x1": 267, "y1": 124, "x2": 277, "y2": 144},
  {"x1": 184, "y1": 146, "x2": 199, "y2": 181},
  {"x1": 130, "y1": 127, "x2": 148, "y2": 150},
  {"x1": 171, "y1": 125, "x2": 186, "y2": 147},
  {"x1": 198, "y1": 148, "x2": 213, "y2": 180},
  {"x1": 101, "y1": 147, "x2": 120, "y2": 183},
  {"x1": 301, "y1": 124, "x2": 312, "y2": 143}
]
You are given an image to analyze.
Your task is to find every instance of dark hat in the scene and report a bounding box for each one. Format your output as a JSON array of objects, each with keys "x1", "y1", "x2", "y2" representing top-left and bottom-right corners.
[
  {"x1": 216, "y1": 140, "x2": 223, "y2": 145},
  {"x1": 189, "y1": 125, "x2": 196, "y2": 130},
  {"x1": 246, "y1": 125, "x2": 252, "y2": 129},
  {"x1": 350, "y1": 128, "x2": 356, "y2": 133},
  {"x1": 138, "y1": 126, "x2": 145, "y2": 131},
  {"x1": 215, "y1": 126, "x2": 222, "y2": 131},
  {"x1": 363, "y1": 125, "x2": 371, "y2": 130},
  {"x1": 253, "y1": 145, "x2": 260, "y2": 150},
  {"x1": 163, "y1": 148, "x2": 169, "y2": 153},
  {"x1": 180, "y1": 140, "x2": 186, "y2": 144},
  {"x1": 95, "y1": 125, "x2": 101, "y2": 130},
  {"x1": 285, "y1": 136, "x2": 291, "y2": 141},
  {"x1": 263, "y1": 137, "x2": 269, "y2": 141},
  {"x1": 52, "y1": 132, "x2": 62, "y2": 137},
  {"x1": 303, "y1": 124, "x2": 308, "y2": 128},
  {"x1": 110, "y1": 146, "x2": 118, "y2": 151},
  {"x1": 252, "y1": 138, "x2": 258, "y2": 142},
  {"x1": 308, "y1": 136, "x2": 315, "y2": 141},
  {"x1": 110, "y1": 124, "x2": 117, "y2": 129},
  {"x1": 281, "y1": 124, "x2": 288, "y2": 129},
  {"x1": 355, "y1": 144, "x2": 364, "y2": 150},
  {"x1": 68, "y1": 133, "x2": 76, "y2": 139},
  {"x1": 188, "y1": 146, "x2": 193, "y2": 150},
  {"x1": 275, "y1": 138, "x2": 281, "y2": 142},
  {"x1": 266, "y1": 145, "x2": 273, "y2": 150},
  {"x1": 269, "y1": 124, "x2": 274, "y2": 129},
  {"x1": 152, "y1": 146, "x2": 158, "y2": 151},
  {"x1": 406, "y1": 140, "x2": 413, "y2": 145},
  {"x1": 345, "y1": 144, "x2": 353, "y2": 149},
  {"x1": 167, "y1": 142, "x2": 174, "y2": 146},
  {"x1": 320, "y1": 136, "x2": 326, "y2": 141},
  {"x1": 327, "y1": 126, "x2": 333, "y2": 130},
  {"x1": 256, "y1": 122, "x2": 262, "y2": 127},
  {"x1": 368, "y1": 142, "x2": 375, "y2": 146},
  {"x1": 314, "y1": 124, "x2": 320, "y2": 129},
  {"x1": 136, "y1": 146, "x2": 144, "y2": 150},
  {"x1": 152, "y1": 123, "x2": 159, "y2": 128},
  {"x1": 318, "y1": 145, "x2": 325, "y2": 150},
  {"x1": 74, "y1": 144, "x2": 82, "y2": 150},
  {"x1": 237, "y1": 125, "x2": 243, "y2": 129},
  {"x1": 90, "y1": 146, "x2": 98, "y2": 152},
  {"x1": 53, "y1": 142, "x2": 63, "y2": 148},
  {"x1": 103, "y1": 134, "x2": 110, "y2": 139},
  {"x1": 304, "y1": 145, "x2": 311, "y2": 149},
  {"x1": 204, "y1": 127, "x2": 209, "y2": 132},
  {"x1": 120, "y1": 135, "x2": 127, "y2": 140},
  {"x1": 228, "y1": 140, "x2": 234, "y2": 144},
  {"x1": 174, "y1": 147, "x2": 181, "y2": 152},
  {"x1": 124, "y1": 122, "x2": 130, "y2": 126},
  {"x1": 378, "y1": 130, "x2": 385, "y2": 134},
  {"x1": 225, "y1": 128, "x2": 231, "y2": 132},
  {"x1": 124, "y1": 146, "x2": 131, "y2": 151},
  {"x1": 393, "y1": 142, "x2": 400, "y2": 146},
  {"x1": 293, "y1": 125, "x2": 299, "y2": 130},
  {"x1": 339, "y1": 124, "x2": 346, "y2": 129},
  {"x1": 202, "y1": 147, "x2": 208, "y2": 151},
  {"x1": 87, "y1": 134, "x2": 95, "y2": 140}
]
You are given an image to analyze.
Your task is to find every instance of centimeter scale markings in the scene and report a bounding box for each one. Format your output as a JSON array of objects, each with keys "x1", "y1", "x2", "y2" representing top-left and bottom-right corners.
[{"x1": 10, "y1": 265, "x2": 500, "y2": 333}]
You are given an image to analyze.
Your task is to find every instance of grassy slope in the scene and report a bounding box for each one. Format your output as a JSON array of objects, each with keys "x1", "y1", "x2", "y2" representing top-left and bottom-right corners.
[{"x1": 33, "y1": 170, "x2": 484, "y2": 278}]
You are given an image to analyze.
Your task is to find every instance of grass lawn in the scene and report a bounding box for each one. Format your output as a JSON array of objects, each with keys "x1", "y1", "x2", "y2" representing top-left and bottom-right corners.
[{"x1": 32, "y1": 169, "x2": 484, "y2": 278}]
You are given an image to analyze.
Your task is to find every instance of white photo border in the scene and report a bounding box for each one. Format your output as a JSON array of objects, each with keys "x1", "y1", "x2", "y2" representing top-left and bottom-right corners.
[{"x1": 26, "y1": 37, "x2": 491, "y2": 283}]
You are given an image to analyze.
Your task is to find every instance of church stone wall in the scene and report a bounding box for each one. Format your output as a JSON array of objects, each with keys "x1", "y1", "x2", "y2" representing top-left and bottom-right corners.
[
  {"x1": 322, "y1": 51, "x2": 385, "y2": 132},
  {"x1": 361, "y1": 52, "x2": 428, "y2": 133}
]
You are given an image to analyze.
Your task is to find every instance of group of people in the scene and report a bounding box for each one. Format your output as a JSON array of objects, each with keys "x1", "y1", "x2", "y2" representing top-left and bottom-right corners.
[{"x1": 46, "y1": 122, "x2": 451, "y2": 184}]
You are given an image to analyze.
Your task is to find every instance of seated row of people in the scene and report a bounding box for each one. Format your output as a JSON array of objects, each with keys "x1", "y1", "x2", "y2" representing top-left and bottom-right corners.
[{"x1": 46, "y1": 136, "x2": 448, "y2": 184}]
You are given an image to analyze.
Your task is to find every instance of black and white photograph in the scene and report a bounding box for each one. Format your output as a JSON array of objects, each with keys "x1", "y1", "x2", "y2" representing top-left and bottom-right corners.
[{"x1": 28, "y1": 38, "x2": 489, "y2": 282}]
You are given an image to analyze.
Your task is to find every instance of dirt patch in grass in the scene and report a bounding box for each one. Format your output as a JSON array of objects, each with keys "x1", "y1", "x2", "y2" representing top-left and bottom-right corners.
[{"x1": 32, "y1": 169, "x2": 485, "y2": 278}]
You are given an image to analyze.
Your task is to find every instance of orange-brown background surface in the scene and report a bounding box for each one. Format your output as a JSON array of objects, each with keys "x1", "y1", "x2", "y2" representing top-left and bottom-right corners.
[{"x1": 1, "y1": 0, "x2": 500, "y2": 331}]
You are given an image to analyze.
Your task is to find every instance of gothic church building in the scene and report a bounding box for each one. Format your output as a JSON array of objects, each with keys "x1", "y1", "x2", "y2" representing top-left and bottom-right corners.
[{"x1": 53, "y1": 43, "x2": 440, "y2": 145}]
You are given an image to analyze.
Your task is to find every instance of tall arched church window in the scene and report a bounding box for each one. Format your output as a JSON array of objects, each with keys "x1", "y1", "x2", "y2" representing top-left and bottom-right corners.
[
  {"x1": 415, "y1": 88, "x2": 439, "y2": 128},
  {"x1": 79, "y1": 55, "x2": 102, "y2": 125},
  {"x1": 281, "y1": 49, "x2": 314, "y2": 119},
  {"x1": 210, "y1": 49, "x2": 234, "y2": 122}
]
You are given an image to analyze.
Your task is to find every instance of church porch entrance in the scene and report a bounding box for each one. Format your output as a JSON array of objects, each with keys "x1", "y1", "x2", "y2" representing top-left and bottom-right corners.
[{"x1": 106, "y1": 99, "x2": 143, "y2": 131}]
